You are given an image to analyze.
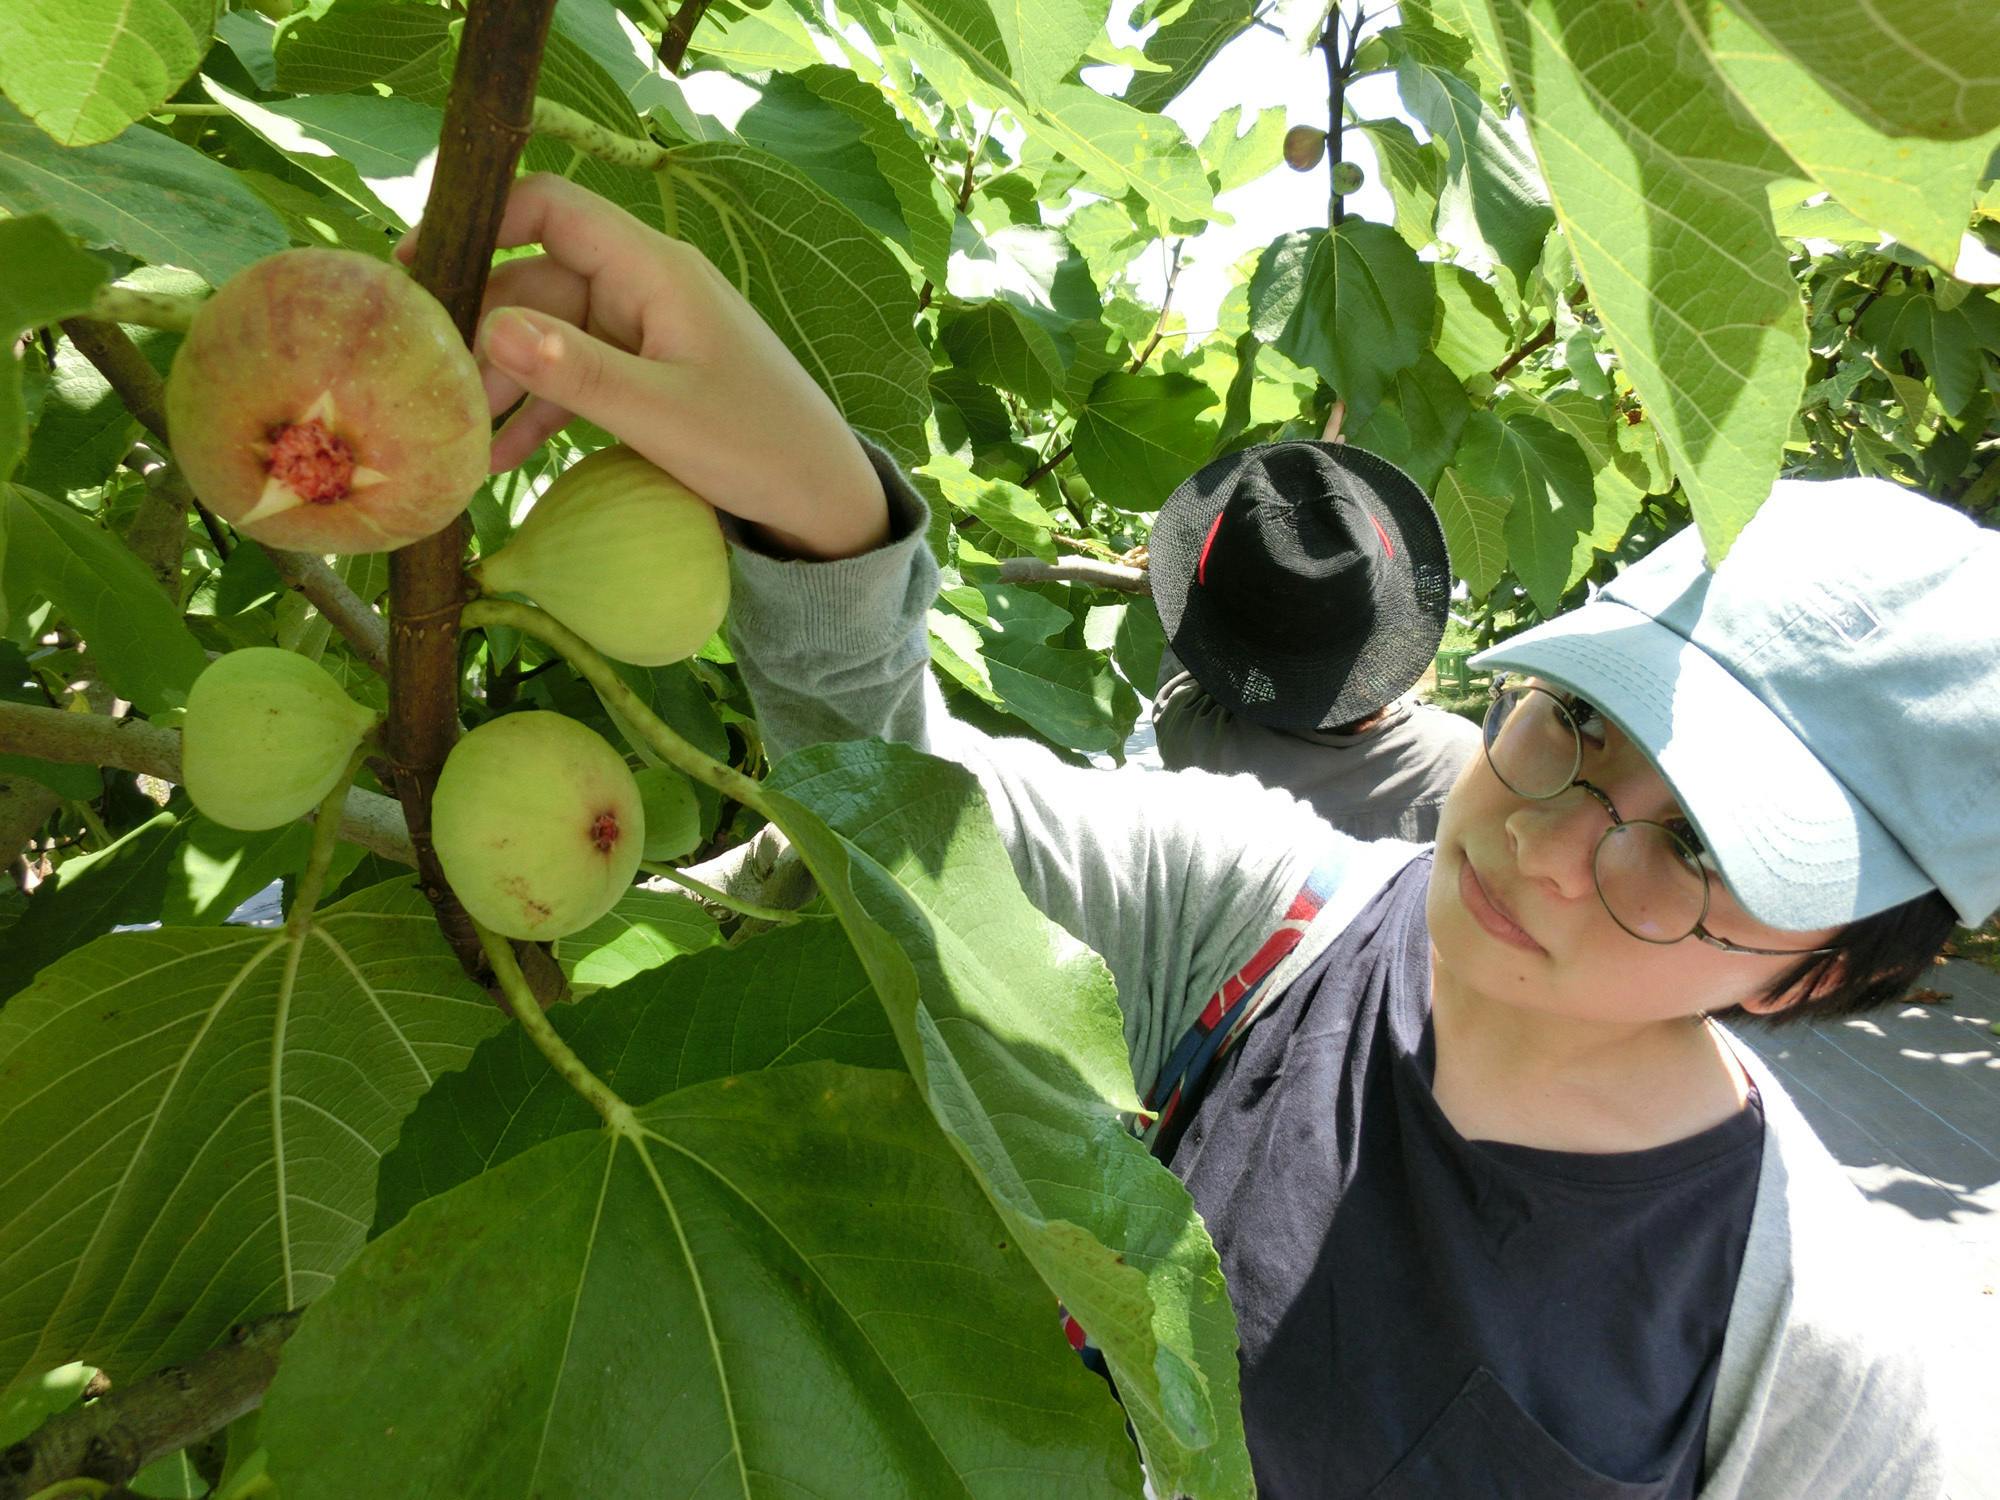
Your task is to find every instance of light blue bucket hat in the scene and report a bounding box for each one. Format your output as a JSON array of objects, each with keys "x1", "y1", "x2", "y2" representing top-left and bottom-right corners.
[{"x1": 1472, "y1": 477, "x2": 1999, "y2": 932}]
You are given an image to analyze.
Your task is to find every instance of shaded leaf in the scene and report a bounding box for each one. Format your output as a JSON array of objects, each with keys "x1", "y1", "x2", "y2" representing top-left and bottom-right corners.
[
  {"x1": 1454, "y1": 407, "x2": 1598, "y2": 611},
  {"x1": 0, "y1": 99, "x2": 286, "y2": 285},
  {"x1": 0, "y1": 216, "x2": 106, "y2": 484},
  {"x1": 1723, "y1": 0, "x2": 2000, "y2": 142},
  {"x1": 0, "y1": 880, "x2": 507, "y2": 1396},
  {"x1": 271, "y1": 1064, "x2": 1141, "y2": 1499},
  {"x1": 375, "y1": 914, "x2": 895, "y2": 1235},
  {"x1": 1, "y1": 484, "x2": 208, "y2": 714},
  {"x1": 764, "y1": 742, "x2": 1255, "y2": 1496},
  {"x1": 554, "y1": 885, "x2": 719, "y2": 993}
]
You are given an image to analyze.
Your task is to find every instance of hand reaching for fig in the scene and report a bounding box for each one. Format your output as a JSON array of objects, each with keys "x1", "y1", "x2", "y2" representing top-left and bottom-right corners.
[{"x1": 397, "y1": 173, "x2": 890, "y2": 561}]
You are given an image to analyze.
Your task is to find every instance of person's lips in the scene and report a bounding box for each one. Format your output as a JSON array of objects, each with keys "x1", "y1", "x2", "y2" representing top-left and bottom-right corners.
[{"x1": 1458, "y1": 853, "x2": 1545, "y2": 954}]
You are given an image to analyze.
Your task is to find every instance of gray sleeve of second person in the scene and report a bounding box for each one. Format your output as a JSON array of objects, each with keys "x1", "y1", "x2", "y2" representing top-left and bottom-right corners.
[{"x1": 720, "y1": 442, "x2": 1364, "y2": 1096}]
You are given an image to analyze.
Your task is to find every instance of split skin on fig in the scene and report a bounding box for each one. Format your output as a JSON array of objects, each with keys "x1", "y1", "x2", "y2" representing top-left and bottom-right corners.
[
  {"x1": 182, "y1": 648, "x2": 380, "y2": 831},
  {"x1": 474, "y1": 444, "x2": 729, "y2": 667},
  {"x1": 431, "y1": 711, "x2": 645, "y2": 941},
  {"x1": 165, "y1": 248, "x2": 490, "y2": 554}
]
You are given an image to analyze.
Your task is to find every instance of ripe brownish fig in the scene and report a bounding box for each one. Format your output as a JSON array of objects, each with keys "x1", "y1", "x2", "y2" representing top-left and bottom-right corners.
[
  {"x1": 431, "y1": 711, "x2": 644, "y2": 940},
  {"x1": 473, "y1": 444, "x2": 729, "y2": 666},
  {"x1": 165, "y1": 248, "x2": 489, "y2": 554},
  {"x1": 1284, "y1": 125, "x2": 1328, "y2": 171},
  {"x1": 182, "y1": 648, "x2": 378, "y2": 830}
]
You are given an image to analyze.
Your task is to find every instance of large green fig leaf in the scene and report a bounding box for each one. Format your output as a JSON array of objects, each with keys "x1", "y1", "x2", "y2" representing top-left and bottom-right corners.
[
  {"x1": 1673, "y1": 2, "x2": 2000, "y2": 271},
  {"x1": 374, "y1": 912, "x2": 895, "y2": 1235},
  {"x1": 0, "y1": 0, "x2": 212, "y2": 148},
  {"x1": 0, "y1": 100, "x2": 286, "y2": 285},
  {"x1": 1248, "y1": 221, "x2": 1436, "y2": 431},
  {"x1": 1431, "y1": 459, "x2": 1512, "y2": 599},
  {"x1": 1720, "y1": 0, "x2": 2000, "y2": 142},
  {"x1": 1483, "y1": 0, "x2": 1807, "y2": 563},
  {"x1": 736, "y1": 66, "x2": 955, "y2": 285},
  {"x1": 764, "y1": 741, "x2": 1254, "y2": 1499},
  {"x1": 0, "y1": 880, "x2": 507, "y2": 1397},
  {"x1": 1393, "y1": 46, "x2": 1554, "y2": 284},
  {"x1": 660, "y1": 143, "x2": 931, "y2": 465},
  {"x1": 1453, "y1": 407, "x2": 1599, "y2": 613},
  {"x1": 1072, "y1": 370, "x2": 1220, "y2": 511},
  {"x1": 266, "y1": 1063, "x2": 1143, "y2": 1499}
]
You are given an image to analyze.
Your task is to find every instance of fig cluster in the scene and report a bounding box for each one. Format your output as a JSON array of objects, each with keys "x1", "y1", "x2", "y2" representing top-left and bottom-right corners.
[{"x1": 165, "y1": 248, "x2": 489, "y2": 555}]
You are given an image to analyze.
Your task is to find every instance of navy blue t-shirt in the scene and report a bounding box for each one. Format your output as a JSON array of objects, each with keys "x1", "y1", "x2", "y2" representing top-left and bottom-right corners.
[{"x1": 1162, "y1": 852, "x2": 1764, "y2": 1499}]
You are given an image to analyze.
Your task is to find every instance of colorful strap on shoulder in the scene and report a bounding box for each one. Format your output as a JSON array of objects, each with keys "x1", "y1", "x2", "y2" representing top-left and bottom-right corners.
[
  {"x1": 1127, "y1": 857, "x2": 1344, "y2": 1150},
  {"x1": 1061, "y1": 856, "x2": 1346, "y2": 1377}
]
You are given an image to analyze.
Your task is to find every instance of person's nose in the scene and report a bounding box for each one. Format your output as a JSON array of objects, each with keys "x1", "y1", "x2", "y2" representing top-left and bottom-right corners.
[{"x1": 1505, "y1": 786, "x2": 1606, "y2": 902}]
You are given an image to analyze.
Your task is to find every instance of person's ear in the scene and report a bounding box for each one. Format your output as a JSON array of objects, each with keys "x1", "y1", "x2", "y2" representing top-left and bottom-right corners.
[{"x1": 1734, "y1": 955, "x2": 1847, "y2": 1017}]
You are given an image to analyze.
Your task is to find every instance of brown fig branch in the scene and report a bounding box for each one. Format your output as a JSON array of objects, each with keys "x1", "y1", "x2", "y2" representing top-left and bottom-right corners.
[
  {"x1": 0, "y1": 1314, "x2": 298, "y2": 1500},
  {"x1": 0, "y1": 702, "x2": 415, "y2": 864},
  {"x1": 390, "y1": 0, "x2": 561, "y2": 998}
]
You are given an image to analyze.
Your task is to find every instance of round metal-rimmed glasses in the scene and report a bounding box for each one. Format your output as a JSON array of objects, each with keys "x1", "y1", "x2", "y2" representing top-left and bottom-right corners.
[{"x1": 1481, "y1": 680, "x2": 1838, "y2": 957}]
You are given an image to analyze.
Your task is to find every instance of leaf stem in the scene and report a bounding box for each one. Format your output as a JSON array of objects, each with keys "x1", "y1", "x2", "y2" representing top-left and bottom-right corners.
[
  {"x1": 460, "y1": 599, "x2": 774, "y2": 818},
  {"x1": 286, "y1": 745, "x2": 372, "y2": 937},
  {"x1": 640, "y1": 860, "x2": 804, "y2": 924},
  {"x1": 473, "y1": 921, "x2": 637, "y2": 1132},
  {"x1": 89, "y1": 286, "x2": 202, "y2": 334},
  {"x1": 530, "y1": 97, "x2": 668, "y2": 170}
]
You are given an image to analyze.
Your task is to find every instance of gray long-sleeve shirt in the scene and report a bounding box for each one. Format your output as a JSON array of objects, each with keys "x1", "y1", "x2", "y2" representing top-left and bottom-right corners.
[
  {"x1": 720, "y1": 444, "x2": 1945, "y2": 1500},
  {"x1": 1151, "y1": 645, "x2": 1480, "y2": 844}
]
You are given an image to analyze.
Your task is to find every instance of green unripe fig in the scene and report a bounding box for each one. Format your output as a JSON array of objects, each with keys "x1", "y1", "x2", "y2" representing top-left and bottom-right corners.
[
  {"x1": 1284, "y1": 125, "x2": 1328, "y2": 171},
  {"x1": 1332, "y1": 160, "x2": 1365, "y2": 195},
  {"x1": 634, "y1": 766, "x2": 701, "y2": 861},
  {"x1": 166, "y1": 248, "x2": 489, "y2": 555},
  {"x1": 182, "y1": 648, "x2": 377, "y2": 831},
  {"x1": 432, "y1": 711, "x2": 645, "y2": 940},
  {"x1": 474, "y1": 445, "x2": 730, "y2": 666}
]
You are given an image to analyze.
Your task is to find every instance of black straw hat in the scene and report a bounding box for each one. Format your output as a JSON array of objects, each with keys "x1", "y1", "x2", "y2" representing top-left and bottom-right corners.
[{"x1": 1148, "y1": 442, "x2": 1452, "y2": 731}]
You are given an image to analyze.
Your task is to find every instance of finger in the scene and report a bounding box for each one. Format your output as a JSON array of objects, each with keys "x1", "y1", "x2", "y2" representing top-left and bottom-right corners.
[
  {"x1": 488, "y1": 173, "x2": 671, "y2": 288},
  {"x1": 473, "y1": 256, "x2": 594, "y2": 416},
  {"x1": 490, "y1": 396, "x2": 574, "y2": 473},
  {"x1": 478, "y1": 305, "x2": 683, "y2": 456}
]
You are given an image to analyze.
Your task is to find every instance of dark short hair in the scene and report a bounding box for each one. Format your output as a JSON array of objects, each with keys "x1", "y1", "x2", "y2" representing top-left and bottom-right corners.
[{"x1": 1712, "y1": 889, "x2": 1960, "y2": 1027}]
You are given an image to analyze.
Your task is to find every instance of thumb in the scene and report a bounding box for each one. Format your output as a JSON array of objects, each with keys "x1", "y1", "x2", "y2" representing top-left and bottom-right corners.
[{"x1": 478, "y1": 306, "x2": 673, "y2": 447}]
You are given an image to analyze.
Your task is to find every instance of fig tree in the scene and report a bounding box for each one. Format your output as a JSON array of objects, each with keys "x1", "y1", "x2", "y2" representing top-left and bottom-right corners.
[
  {"x1": 473, "y1": 445, "x2": 730, "y2": 666},
  {"x1": 432, "y1": 711, "x2": 645, "y2": 940},
  {"x1": 182, "y1": 648, "x2": 378, "y2": 830},
  {"x1": 165, "y1": 248, "x2": 490, "y2": 554}
]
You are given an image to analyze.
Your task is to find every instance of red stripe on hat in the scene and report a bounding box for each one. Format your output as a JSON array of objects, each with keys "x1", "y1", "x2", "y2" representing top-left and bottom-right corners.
[
  {"x1": 1366, "y1": 511, "x2": 1396, "y2": 560},
  {"x1": 1195, "y1": 508, "x2": 1227, "y2": 586}
]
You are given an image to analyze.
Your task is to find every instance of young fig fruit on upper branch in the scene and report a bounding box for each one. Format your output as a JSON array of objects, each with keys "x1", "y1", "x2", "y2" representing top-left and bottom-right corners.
[
  {"x1": 182, "y1": 648, "x2": 378, "y2": 830},
  {"x1": 473, "y1": 444, "x2": 730, "y2": 666},
  {"x1": 431, "y1": 711, "x2": 645, "y2": 941},
  {"x1": 1284, "y1": 125, "x2": 1328, "y2": 171},
  {"x1": 165, "y1": 248, "x2": 489, "y2": 554},
  {"x1": 1332, "y1": 159, "x2": 1365, "y2": 195}
]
